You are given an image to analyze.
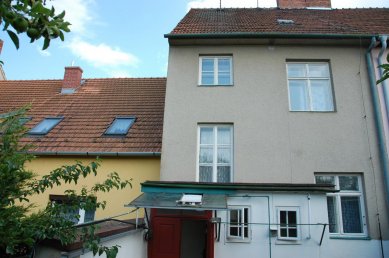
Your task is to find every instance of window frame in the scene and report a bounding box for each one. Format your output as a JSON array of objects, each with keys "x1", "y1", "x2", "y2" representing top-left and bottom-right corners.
[
  {"x1": 49, "y1": 195, "x2": 95, "y2": 225},
  {"x1": 197, "y1": 124, "x2": 233, "y2": 183},
  {"x1": 28, "y1": 117, "x2": 63, "y2": 135},
  {"x1": 277, "y1": 207, "x2": 300, "y2": 241},
  {"x1": 104, "y1": 116, "x2": 136, "y2": 136},
  {"x1": 315, "y1": 174, "x2": 367, "y2": 237},
  {"x1": 226, "y1": 206, "x2": 251, "y2": 242},
  {"x1": 199, "y1": 56, "x2": 233, "y2": 86},
  {"x1": 286, "y1": 62, "x2": 335, "y2": 112}
]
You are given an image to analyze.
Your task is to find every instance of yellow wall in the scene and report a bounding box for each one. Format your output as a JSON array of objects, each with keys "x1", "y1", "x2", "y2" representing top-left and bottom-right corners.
[{"x1": 26, "y1": 156, "x2": 160, "y2": 220}]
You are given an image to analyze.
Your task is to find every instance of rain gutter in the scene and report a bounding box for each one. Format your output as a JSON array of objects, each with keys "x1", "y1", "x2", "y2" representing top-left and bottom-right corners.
[
  {"x1": 365, "y1": 37, "x2": 389, "y2": 212},
  {"x1": 29, "y1": 151, "x2": 161, "y2": 157},
  {"x1": 165, "y1": 32, "x2": 374, "y2": 40}
]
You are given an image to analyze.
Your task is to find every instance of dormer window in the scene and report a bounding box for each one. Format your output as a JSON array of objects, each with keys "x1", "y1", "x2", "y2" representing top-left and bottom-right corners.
[
  {"x1": 105, "y1": 117, "x2": 135, "y2": 135},
  {"x1": 29, "y1": 117, "x2": 63, "y2": 135},
  {"x1": 19, "y1": 117, "x2": 32, "y2": 125}
]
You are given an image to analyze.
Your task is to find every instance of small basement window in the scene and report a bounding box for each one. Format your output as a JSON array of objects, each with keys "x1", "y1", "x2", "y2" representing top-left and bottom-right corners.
[
  {"x1": 29, "y1": 117, "x2": 63, "y2": 135},
  {"x1": 105, "y1": 117, "x2": 135, "y2": 135}
]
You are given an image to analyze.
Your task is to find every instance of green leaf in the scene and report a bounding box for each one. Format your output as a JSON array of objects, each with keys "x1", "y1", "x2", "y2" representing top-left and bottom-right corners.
[
  {"x1": 7, "y1": 30, "x2": 19, "y2": 49},
  {"x1": 42, "y1": 38, "x2": 50, "y2": 50},
  {"x1": 56, "y1": 10, "x2": 66, "y2": 19}
]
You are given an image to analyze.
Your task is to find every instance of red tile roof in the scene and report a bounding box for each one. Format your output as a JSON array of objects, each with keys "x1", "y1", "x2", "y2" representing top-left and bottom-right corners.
[
  {"x1": 0, "y1": 78, "x2": 166, "y2": 154},
  {"x1": 167, "y1": 8, "x2": 389, "y2": 37}
]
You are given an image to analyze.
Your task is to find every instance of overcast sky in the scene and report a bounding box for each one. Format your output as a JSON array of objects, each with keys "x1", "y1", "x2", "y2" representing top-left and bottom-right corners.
[{"x1": 1, "y1": 0, "x2": 388, "y2": 80}]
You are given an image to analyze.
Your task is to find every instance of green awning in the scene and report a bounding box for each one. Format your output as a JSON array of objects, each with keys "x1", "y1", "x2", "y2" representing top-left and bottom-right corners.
[{"x1": 126, "y1": 192, "x2": 228, "y2": 210}]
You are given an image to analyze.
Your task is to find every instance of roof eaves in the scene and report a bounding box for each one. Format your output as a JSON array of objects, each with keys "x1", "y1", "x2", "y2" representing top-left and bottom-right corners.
[
  {"x1": 29, "y1": 151, "x2": 161, "y2": 157},
  {"x1": 165, "y1": 32, "x2": 376, "y2": 40}
]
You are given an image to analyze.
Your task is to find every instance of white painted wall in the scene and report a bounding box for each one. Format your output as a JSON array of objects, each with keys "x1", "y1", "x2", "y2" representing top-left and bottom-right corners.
[
  {"x1": 80, "y1": 230, "x2": 146, "y2": 258},
  {"x1": 213, "y1": 193, "x2": 387, "y2": 258}
]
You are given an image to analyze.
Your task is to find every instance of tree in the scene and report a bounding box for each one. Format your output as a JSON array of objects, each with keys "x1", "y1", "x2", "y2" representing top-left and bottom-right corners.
[
  {"x1": 377, "y1": 54, "x2": 389, "y2": 84},
  {"x1": 0, "y1": 107, "x2": 132, "y2": 258},
  {"x1": 0, "y1": 0, "x2": 71, "y2": 50}
]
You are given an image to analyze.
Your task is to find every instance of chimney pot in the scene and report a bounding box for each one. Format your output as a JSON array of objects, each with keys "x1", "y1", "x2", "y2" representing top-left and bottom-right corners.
[{"x1": 62, "y1": 66, "x2": 83, "y2": 94}]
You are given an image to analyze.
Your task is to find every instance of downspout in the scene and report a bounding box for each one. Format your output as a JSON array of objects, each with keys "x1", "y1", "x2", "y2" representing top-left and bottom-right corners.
[
  {"x1": 378, "y1": 35, "x2": 389, "y2": 118},
  {"x1": 307, "y1": 194, "x2": 311, "y2": 239},
  {"x1": 365, "y1": 37, "x2": 389, "y2": 215}
]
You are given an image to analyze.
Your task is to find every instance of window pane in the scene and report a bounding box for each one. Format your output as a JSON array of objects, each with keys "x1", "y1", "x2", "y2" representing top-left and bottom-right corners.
[
  {"x1": 287, "y1": 64, "x2": 306, "y2": 77},
  {"x1": 218, "y1": 58, "x2": 231, "y2": 85},
  {"x1": 289, "y1": 228, "x2": 297, "y2": 238},
  {"x1": 280, "y1": 228, "x2": 287, "y2": 237},
  {"x1": 218, "y1": 58, "x2": 231, "y2": 72},
  {"x1": 217, "y1": 166, "x2": 231, "y2": 182},
  {"x1": 310, "y1": 80, "x2": 333, "y2": 111},
  {"x1": 84, "y1": 210, "x2": 95, "y2": 223},
  {"x1": 217, "y1": 127, "x2": 231, "y2": 144},
  {"x1": 316, "y1": 175, "x2": 335, "y2": 185},
  {"x1": 289, "y1": 80, "x2": 309, "y2": 111},
  {"x1": 218, "y1": 72, "x2": 231, "y2": 85},
  {"x1": 202, "y1": 59, "x2": 214, "y2": 85},
  {"x1": 288, "y1": 211, "x2": 297, "y2": 225},
  {"x1": 200, "y1": 146, "x2": 213, "y2": 163},
  {"x1": 327, "y1": 196, "x2": 339, "y2": 233},
  {"x1": 199, "y1": 166, "x2": 213, "y2": 182},
  {"x1": 202, "y1": 59, "x2": 214, "y2": 71},
  {"x1": 200, "y1": 127, "x2": 213, "y2": 144},
  {"x1": 280, "y1": 211, "x2": 287, "y2": 224},
  {"x1": 339, "y1": 176, "x2": 359, "y2": 191},
  {"x1": 29, "y1": 118, "x2": 62, "y2": 134},
  {"x1": 341, "y1": 196, "x2": 363, "y2": 233},
  {"x1": 217, "y1": 147, "x2": 231, "y2": 163},
  {"x1": 202, "y1": 72, "x2": 214, "y2": 85},
  {"x1": 308, "y1": 64, "x2": 329, "y2": 77},
  {"x1": 106, "y1": 118, "x2": 135, "y2": 135}
]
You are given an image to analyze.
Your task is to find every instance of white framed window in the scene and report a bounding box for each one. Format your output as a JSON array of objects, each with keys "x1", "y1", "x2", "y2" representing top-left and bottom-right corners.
[
  {"x1": 199, "y1": 56, "x2": 233, "y2": 85},
  {"x1": 227, "y1": 206, "x2": 250, "y2": 242},
  {"x1": 277, "y1": 207, "x2": 299, "y2": 240},
  {"x1": 197, "y1": 125, "x2": 233, "y2": 182},
  {"x1": 50, "y1": 195, "x2": 95, "y2": 224},
  {"x1": 287, "y1": 62, "x2": 334, "y2": 111},
  {"x1": 315, "y1": 174, "x2": 367, "y2": 236}
]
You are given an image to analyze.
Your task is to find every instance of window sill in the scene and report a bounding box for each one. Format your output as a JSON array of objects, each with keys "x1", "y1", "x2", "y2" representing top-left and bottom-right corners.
[
  {"x1": 275, "y1": 239, "x2": 301, "y2": 245},
  {"x1": 226, "y1": 238, "x2": 251, "y2": 243},
  {"x1": 289, "y1": 110, "x2": 336, "y2": 113},
  {"x1": 198, "y1": 84, "x2": 234, "y2": 87},
  {"x1": 329, "y1": 235, "x2": 370, "y2": 240}
]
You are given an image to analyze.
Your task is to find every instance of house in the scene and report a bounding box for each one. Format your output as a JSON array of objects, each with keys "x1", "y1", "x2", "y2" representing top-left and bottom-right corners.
[
  {"x1": 0, "y1": 66, "x2": 166, "y2": 222},
  {"x1": 128, "y1": 0, "x2": 389, "y2": 258}
]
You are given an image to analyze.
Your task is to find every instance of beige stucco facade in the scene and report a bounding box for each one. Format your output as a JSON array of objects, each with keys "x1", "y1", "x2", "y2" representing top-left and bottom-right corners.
[
  {"x1": 26, "y1": 156, "x2": 160, "y2": 219},
  {"x1": 161, "y1": 44, "x2": 388, "y2": 240}
]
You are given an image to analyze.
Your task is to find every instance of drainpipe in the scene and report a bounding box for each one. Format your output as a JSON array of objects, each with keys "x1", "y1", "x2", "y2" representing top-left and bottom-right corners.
[
  {"x1": 365, "y1": 36, "x2": 389, "y2": 215},
  {"x1": 307, "y1": 194, "x2": 311, "y2": 239},
  {"x1": 378, "y1": 35, "x2": 389, "y2": 118}
]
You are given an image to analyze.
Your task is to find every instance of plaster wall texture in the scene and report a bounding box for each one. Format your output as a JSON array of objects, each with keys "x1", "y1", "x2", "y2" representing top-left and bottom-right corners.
[
  {"x1": 161, "y1": 44, "x2": 388, "y2": 240},
  {"x1": 26, "y1": 156, "x2": 160, "y2": 220}
]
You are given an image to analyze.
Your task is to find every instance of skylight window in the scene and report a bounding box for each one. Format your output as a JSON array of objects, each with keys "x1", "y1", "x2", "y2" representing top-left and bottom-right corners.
[
  {"x1": 19, "y1": 117, "x2": 32, "y2": 125},
  {"x1": 277, "y1": 19, "x2": 295, "y2": 25},
  {"x1": 29, "y1": 117, "x2": 63, "y2": 135},
  {"x1": 105, "y1": 117, "x2": 135, "y2": 135}
]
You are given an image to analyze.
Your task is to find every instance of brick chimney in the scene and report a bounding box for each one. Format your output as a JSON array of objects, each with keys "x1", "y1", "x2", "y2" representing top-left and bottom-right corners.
[
  {"x1": 277, "y1": 0, "x2": 331, "y2": 8},
  {"x1": 62, "y1": 66, "x2": 83, "y2": 94}
]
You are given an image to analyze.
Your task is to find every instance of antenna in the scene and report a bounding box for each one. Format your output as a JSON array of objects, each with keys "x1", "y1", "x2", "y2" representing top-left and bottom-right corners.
[
  {"x1": 257, "y1": 0, "x2": 259, "y2": 8},
  {"x1": 220, "y1": 0, "x2": 221, "y2": 9}
]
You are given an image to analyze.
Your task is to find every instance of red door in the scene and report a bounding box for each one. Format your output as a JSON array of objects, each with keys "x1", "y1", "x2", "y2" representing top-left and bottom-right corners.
[{"x1": 149, "y1": 217, "x2": 181, "y2": 258}]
